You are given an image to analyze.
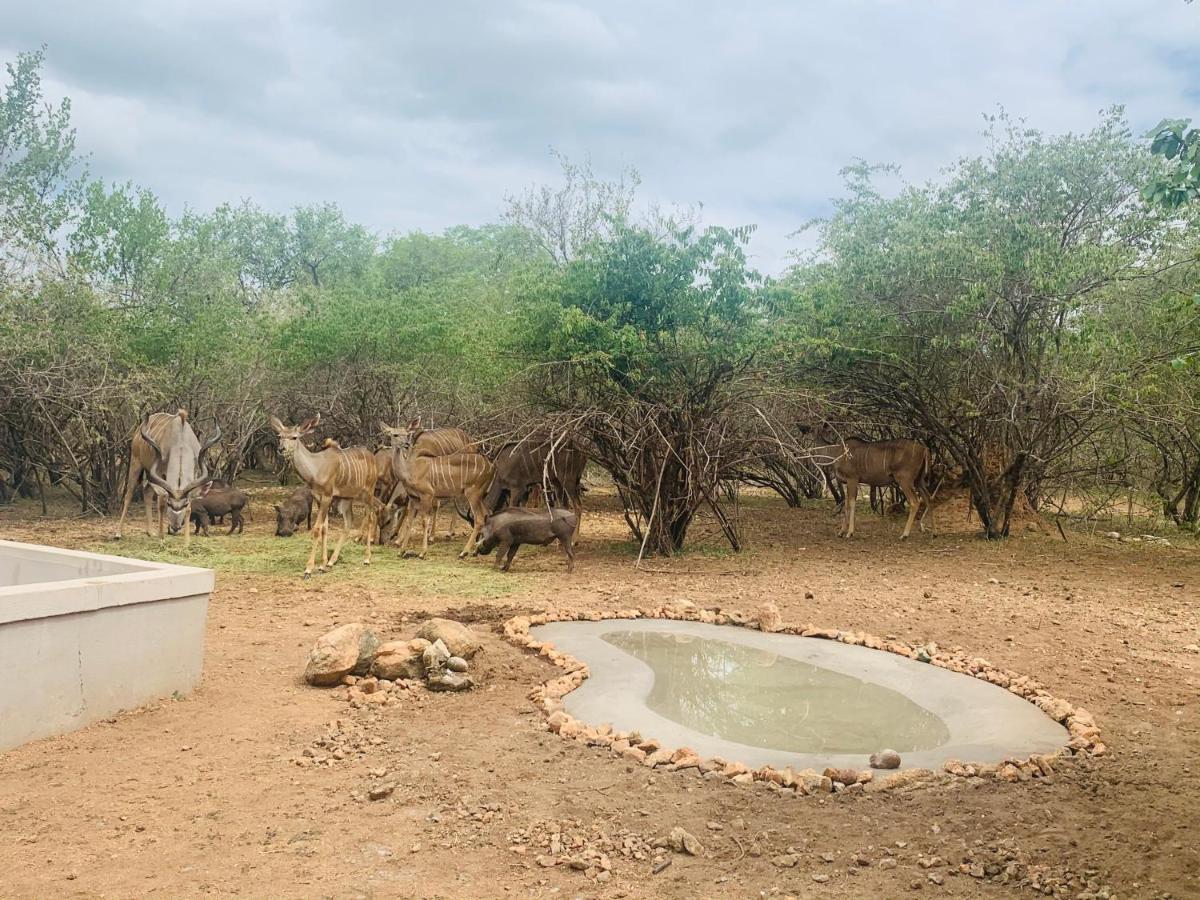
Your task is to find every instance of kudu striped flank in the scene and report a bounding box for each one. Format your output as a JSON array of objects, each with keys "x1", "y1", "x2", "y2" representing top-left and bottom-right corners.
[
  {"x1": 270, "y1": 414, "x2": 379, "y2": 577},
  {"x1": 379, "y1": 417, "x2": 475, "y2": 538},
  {"x1": 385, "y1": 448, "x2": 493, "y2": 560},
  {"x1": 813, "y1": 434, "x2": 933, "y2": 540}
]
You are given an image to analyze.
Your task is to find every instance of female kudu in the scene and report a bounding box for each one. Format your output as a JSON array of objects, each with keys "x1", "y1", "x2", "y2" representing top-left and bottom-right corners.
[{"x1": 270, "y1": 415, "x2": 379, "y2": 577}]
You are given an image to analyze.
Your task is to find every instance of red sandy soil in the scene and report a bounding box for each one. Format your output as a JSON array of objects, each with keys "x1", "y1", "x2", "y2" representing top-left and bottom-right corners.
[{"x1": 0, "y1": 490, "x2": 1196, "y2": 899}]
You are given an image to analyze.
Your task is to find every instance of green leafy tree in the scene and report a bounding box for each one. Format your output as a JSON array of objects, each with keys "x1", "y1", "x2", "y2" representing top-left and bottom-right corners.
[
  {"x1": 789, "y1": 112, "x2": 1165, "y2": 538},
  {"x1": 521, "y1": 219, "x2": 767, "y2": 554},
  {"x1": 0, "y1": 48, "x2": 84, "y2": 275}
]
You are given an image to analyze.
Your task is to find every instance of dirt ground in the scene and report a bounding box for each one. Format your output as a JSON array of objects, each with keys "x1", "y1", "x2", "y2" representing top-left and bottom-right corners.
[{"x1": 0, "y1": 487, "x2": 1197, "y2": 900}]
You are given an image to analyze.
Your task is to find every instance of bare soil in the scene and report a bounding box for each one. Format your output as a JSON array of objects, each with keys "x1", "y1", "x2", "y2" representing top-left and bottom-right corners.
[{"x1": 0, "y1": 488, "x2": 1197, "y2": 899}]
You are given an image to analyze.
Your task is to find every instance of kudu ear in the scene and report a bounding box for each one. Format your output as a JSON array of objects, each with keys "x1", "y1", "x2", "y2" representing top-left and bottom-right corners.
[
  {"x1": 300, "y1": 413, "x2": 321, "y2": 434},
  {"x1": 408, "y1": 416, "x2": 421, "y2": 431},
  {"x1": 269, "y1": 415, "x2": 285, "y2": 433}
]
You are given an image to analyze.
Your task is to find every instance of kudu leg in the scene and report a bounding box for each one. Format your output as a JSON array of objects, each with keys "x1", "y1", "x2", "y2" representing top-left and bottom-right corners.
[
  {"x1": 183, "y1": 502, "x2": 192, "y2": 549},
  {"x1": 157, "y1": 495, "x2": 166, "y2": 540},
  {"x1": 114, "y1": 461, "x2": 142, "y2": 539},
  {"x1": 897, "y1": 477, "x2": 921, "y2": 540},
  {"x1": 361, "y1": 497, "x2": 375, "y2": 565},
  {"x1": 842, "y1": 479, "x2": 859, "y2": 538},
  {"x1": 561, "y1": 536, "x2": 576, "y2": 573},
  {"x1": 459, "y1": 490, "x2": 488, "y2": 558},
  {"x1": 418, "y1": 499, "x2": 434, "y2": 559},
  {"x1": 306, "y1": 496, "x2": 332, "y2": 578},
  {"x1": 328, "y1": 499, "x2": 354, "y2": 567}
]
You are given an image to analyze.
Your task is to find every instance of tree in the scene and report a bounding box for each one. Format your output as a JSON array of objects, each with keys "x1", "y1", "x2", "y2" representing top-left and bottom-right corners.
[
  {"x1": 0, "y1": 48, "x2": 84, "y2": 277},
  {"x1": 520, "y1": 219, "x2": 768, "y2": 555},
  {"x1": 504, "y1": 152, "x2": 639, "y2": 264},
  {"x1": 789, "y1": 112, "x2": 1167, "y2": 538}
]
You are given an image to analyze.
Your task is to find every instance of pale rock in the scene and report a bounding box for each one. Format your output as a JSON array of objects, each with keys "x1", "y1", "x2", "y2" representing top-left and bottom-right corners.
[
  {"x1": 415, "y1": 618, "x2": 482, "y2": 659},
  {"x1": 668, "y1": 827, "x2": 702, "y2": 855}
]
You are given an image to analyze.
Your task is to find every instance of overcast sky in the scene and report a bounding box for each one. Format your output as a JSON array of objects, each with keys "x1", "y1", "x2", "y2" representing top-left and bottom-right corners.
[{"x1": 4, "y1": 1, "x2": 1200, "y2": 273}]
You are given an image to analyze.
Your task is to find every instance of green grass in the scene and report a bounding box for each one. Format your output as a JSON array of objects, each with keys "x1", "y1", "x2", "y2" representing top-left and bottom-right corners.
[{"x1": 84, "y1": 530, "x2": 530, "y2": 598}]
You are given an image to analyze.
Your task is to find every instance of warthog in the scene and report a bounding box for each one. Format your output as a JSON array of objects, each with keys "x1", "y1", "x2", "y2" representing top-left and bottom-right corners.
[
  {"x1": 274, "y1": 485, "x2": 314, "y2": 537},
  {"x1": 190, "y1": 481, "x2": 248, "y2": 536},
  {"x1": 476, "y1": 507, "x2": 577, "y2": 573}
]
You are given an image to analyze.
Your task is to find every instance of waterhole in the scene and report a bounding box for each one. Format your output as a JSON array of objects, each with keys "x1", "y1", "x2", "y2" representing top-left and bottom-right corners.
[
  {"x1": 602, "y1": 630, "x2": 951, "y2": 754},
  {"x1": 532, "y1": 620, "x2": 1069, "y2": 771}
]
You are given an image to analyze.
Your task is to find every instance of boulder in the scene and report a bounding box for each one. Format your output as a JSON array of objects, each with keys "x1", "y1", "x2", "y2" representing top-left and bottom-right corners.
[
  {"x1": 447, "y1": 656, "x2": 469, "y2": 673},
  {"x1": 415, "y1": 618, "x2": 482, "y2": 659},
  {"x1": 304, "y1": 623, "x2": 380, "y2": 686},
  {"x1": 371, "y1": 640, "x2": 426, "y2": 681},
  {"x1": 870, "y1": 749, "x2": 902, "y2": 770}
]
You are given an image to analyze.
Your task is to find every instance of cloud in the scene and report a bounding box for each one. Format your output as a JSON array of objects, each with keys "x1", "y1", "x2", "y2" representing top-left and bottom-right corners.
[{"x1": 4, "y1": 0, "x2": 1199, "y2": 273}]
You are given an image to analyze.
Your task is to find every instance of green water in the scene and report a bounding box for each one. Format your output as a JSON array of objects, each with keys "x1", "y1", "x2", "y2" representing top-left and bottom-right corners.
[{"x1": 603, "y1": 630, "x2": 951, "y2": 754}]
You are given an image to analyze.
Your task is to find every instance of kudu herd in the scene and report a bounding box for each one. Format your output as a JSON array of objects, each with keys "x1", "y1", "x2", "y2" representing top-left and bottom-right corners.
[{"x1": 110, "y1": 407, "x2": 937, "y2": 578}]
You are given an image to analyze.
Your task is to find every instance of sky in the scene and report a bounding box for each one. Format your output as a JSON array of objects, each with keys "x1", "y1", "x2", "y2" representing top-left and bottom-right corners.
[{"x1": 4, "y1": 0, "x2": 1200, "y2": 274}]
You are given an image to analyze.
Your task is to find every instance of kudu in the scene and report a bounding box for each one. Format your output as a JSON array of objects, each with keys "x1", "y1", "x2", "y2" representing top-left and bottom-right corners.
[
  {"x1": 115, "y1": 410, "x2": 220, "y2": 546},
  {"x1": 384, "y1": 448, "x2": 493, "y2": 559},
  {"x1": 812, "y1": 433, "x2": 933, "y2": 540},
  {"x1": 484, "y1": 433, "x2": 587, "y2": 539},
  {"x1": 379, "y1": 418, "x2": 474, "y2": 538},
  {"x1": 270, "y1": 414, "x2": 379, "y2": 577}
]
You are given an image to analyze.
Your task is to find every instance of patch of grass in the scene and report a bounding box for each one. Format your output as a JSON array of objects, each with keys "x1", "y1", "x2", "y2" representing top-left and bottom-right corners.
[{"x1": 84, "y1": 531, "x2": 529, "y2": 598}]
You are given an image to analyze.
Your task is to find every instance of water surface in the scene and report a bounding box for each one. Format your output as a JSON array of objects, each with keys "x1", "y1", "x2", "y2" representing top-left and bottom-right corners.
[{"x1": 603, "y1": 630, "x2": 951, "y2": 754}]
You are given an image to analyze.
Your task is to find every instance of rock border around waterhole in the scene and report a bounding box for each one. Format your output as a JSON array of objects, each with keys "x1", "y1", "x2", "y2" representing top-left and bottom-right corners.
[{"x1": 502, "y1": 603, "x2": 1105, "y2": 794}]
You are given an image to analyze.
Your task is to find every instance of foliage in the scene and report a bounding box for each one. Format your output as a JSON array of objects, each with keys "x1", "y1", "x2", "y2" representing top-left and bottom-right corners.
[
  {"x1": 785, "y1": 112, "x2": 1175, "y2": 537},
  {"x1": 519, "y1": 219, "x2": 769, "y2": 554},
  {"x1": 1144, "y1": 118, "x2": 1200, "y2": 209}
]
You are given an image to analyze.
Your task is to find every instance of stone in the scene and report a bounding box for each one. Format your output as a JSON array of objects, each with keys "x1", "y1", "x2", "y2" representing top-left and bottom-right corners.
[
  {"x1": 426, "y1": 672, "x2": 474, "y2": 692},
  {"x1": 823, "y1": 767, "x2": 863, "y2": 786},
  {"x1": 621, "y1": 746, "x2": 646, "y2": 764},
  {"x1": 415, "y1": 618, "x2": 481, "y2": 659},
  {"x1": 644, "y1": 749, "x2": 673, "y2": 768},
  {"x1": 371, "y1": 641, "x2": 426, "y2": 681},
  {"x1": 772, "y1": 854, "x2": 799, "y2": 868},
  {"x1": 870, "y1": 749, "x2": 902, "y2": 769},
  {"x1": 756, "y1": 601, "x2": 783, "y2": 633},
  {"x1": 668, "y1": 827, "x2": 702, "y2": 856},
  {"x1": 879, "y1": 858, "x2": 898, "y2": 870},
  {"x1": 796, "y1": 771, "x2": 833, "y2": 794},
  {"x1": 304, "y1": 624, "x2": 380, "y2": 686},
  {"x1": 367, "y1": 782, "x2": 395, "y2": 801},
  {"x1": 446, "y1": 656, "x2": 469, "y2": 673}
]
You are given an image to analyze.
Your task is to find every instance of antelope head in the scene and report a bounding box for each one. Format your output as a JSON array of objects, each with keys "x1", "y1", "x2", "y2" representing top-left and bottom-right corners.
[
  {"x1": 141, "y1": 420, "x2": 218, "y2": 535},
  {"x1": 378, "y1": 416, "x2": 421, "y2": 454},
  {"x1": 270, "y1": 414, "x2": 320, "y2": 460}
]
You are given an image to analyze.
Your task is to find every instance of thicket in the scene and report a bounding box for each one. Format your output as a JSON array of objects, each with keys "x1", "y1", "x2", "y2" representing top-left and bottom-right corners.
[{"x1": 2, "y1": 50, "x2": 1198, "y2": 548}]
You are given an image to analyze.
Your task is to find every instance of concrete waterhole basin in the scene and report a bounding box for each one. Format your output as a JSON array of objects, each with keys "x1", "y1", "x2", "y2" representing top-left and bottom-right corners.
[
  {"x1": 531, "y1": 619, "x2": 1068, "y2": 772},
  {"x1": 0, "y1": 539, "x2": 212, "y2": 752}
]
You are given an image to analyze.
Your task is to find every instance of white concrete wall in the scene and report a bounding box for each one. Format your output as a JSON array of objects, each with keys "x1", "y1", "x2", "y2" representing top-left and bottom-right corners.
[{"x1": 0, "y1": 540, "x2": 213, "y2": 752}]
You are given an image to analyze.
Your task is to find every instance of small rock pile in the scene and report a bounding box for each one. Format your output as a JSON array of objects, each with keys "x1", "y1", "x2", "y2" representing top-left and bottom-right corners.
[
  {"x1": 292, "y1": 718, "x2": 387, "y2": 768},
  {"x1": 303, "y1": 617, "x2": 479, "y2": 697},
  {"x1": 507, "y1": 818, "x2": 655, "y2": 884}
]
